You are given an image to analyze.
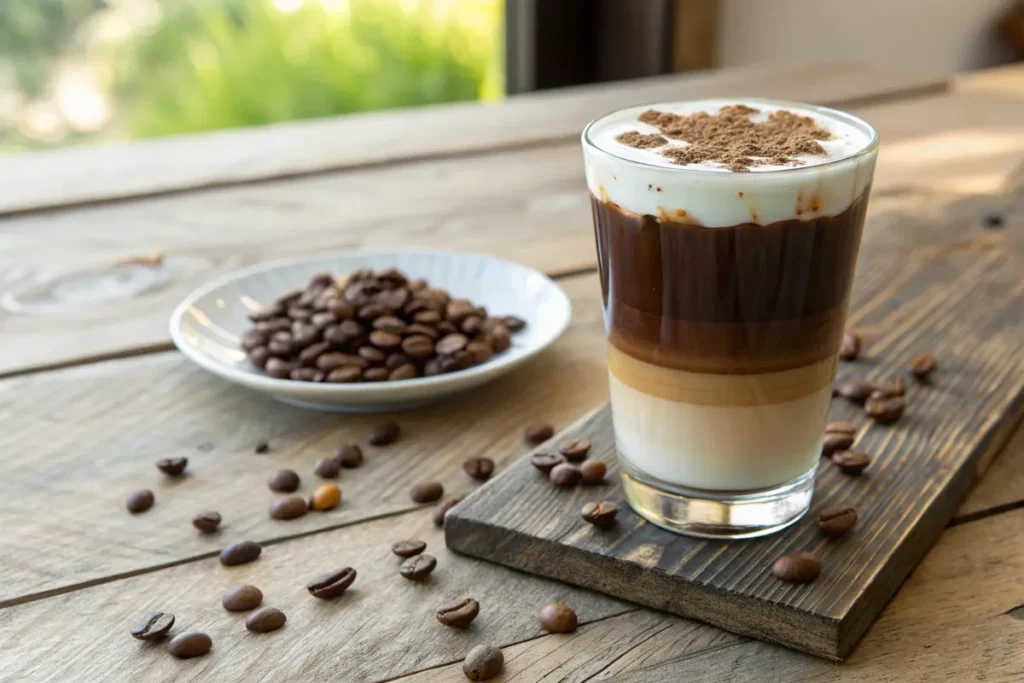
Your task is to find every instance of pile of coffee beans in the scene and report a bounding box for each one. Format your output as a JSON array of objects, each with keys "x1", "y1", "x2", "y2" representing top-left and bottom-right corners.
[{"x1": 241, "y1": 269, "x2": 527, "y2": 383}]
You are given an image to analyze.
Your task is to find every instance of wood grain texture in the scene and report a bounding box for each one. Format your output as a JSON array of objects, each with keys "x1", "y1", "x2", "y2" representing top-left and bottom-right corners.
[
  {"x1": 0, "y1": 273, "x2": 607, "y2": 607},
  {"x1": 955, "y1": 422, "x2": 1024, "y2": 520},
  {"x1": 0, "y1": 64, "x2": 945, "y2": 215},
  {"x1": 447, "y1": 197, "x2": 1024, "y2": 658}
]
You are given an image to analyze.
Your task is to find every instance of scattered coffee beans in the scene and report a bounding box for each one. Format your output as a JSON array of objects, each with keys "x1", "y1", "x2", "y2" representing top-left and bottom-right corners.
[
  {"x1": 130, "y1": 611, "x2": 174, "y2": 641},
  {"x1": 908, "y1": 352, "x2": 936, "y2": 380},
  {"x1": 268, "y1": 469, "x2": 300, "y2": 493},
  {"x1": 156, "y1": 457, "x2": 188, "y2": 476},
  {"x1": 126, "y1": 489, "x2": 154, "y2": 514},
  {"x1": 463, "y1": 457, "x2": 495, "y2": 482},
  {"x1": 838, "y1": 331, "x2": 861, "y2": 360},
  {"x1": 220, "y1": 540, "x2": 262, "y2": 566},
  {"x1": 538, "y1": 603, "x2": 578, "y2": 633},
  {"x1": 771, "y1": 552, "x2": 821, "y2": 583},
  {"x1": 550, "y1": 463, "x2": 582, "y2": 488},
  {"x1": 433, "y1": 497, "x2": 461, "y2": 527},
  {"x1": 270, "y1": 495, "x2": 309, "y2": 520},
  {"x1": 558, "y1": 439, "x2": 591, "y2": 462},
  {"x1": 530, "y1": 452, "x2": 564, "y2": 474},
  {"x1": 581, "y1": 501, "x2": 618, "y2": 528},
  {"x1": 818, "y1": 506, "x2": 858, "y2": 536},
  {"x1": 524, "y1": 422, "x2": 555, "y2": 445},
  {"x1": 307, "y1": 567, "x2": 357, "y2": 599},
  {"x1": 369, "y1": 422, "x2": 401, "y2": 446},
  {"x1": 334, "y1": 444, "x2": 364, "y2": 468},
  {"x1": 865, "y1": 395, "x2": 906, "y2": 425},
  {"x1": 192, "y1": 511, "x2": 222, "y2": 533},
  {"x1": 222, "y1": 584, "x2": 263, "y2": 612},
  {"x1": 167, "y1": 631, "x2": 212, "y2": 658},
  {"x1": 311, "y1": 483, "x2": 342, "y2": 511},
  {"x1": 411, "y1": 481, "x2": 444, "y2": 503},
  {"x1": 834, "y1": 380, "x2": 877, "y2": 404},
  {"x1": 400, "y1": 554, "x2": 437, "y2": 580},
  {"x1": 437, "y1": 598, "x2": 480, "y2": 629},
  {"x1": 822, "y1": 421, "x2": 856, "y2": 457},
  {"x1": 832, "y1": 450, "x2": 871, "y2": 475},
  {"x1": 313, "y1": 457, "x2": 340, "y2": 479},
  {"x1": 579, "y1": 459, "x2": 607, "y2": 484},
  {"x1": 245, "y1": 607, "x2": 287, "y2": 633},
  {"x1": 463, "y1": 644, "x2": 504, "y2": 681},
  {"x1": 392, "y1": 539, "x2": 427, "y2": 558}
]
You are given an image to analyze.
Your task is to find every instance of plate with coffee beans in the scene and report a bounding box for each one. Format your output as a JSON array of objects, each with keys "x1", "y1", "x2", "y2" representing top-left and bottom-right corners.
[{"x1": 170, "y1": 249, "x2": 572, "y2": 412}]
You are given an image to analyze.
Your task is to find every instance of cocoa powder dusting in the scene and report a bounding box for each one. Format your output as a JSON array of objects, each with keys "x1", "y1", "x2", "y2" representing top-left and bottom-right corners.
[{"x1": 618, "y1": 105, "x2": 832, "y2": 171}]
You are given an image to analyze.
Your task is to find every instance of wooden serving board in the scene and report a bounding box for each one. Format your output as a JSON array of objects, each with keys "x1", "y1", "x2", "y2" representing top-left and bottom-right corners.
[{"x1": 446, "y1": 190, "x2": 1024, "y2": 660}]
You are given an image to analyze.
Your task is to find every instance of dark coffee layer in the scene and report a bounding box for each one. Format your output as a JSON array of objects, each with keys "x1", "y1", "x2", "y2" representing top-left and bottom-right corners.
[{"x1": 593, "y1": 193, "x2": 868, "y2": 374}]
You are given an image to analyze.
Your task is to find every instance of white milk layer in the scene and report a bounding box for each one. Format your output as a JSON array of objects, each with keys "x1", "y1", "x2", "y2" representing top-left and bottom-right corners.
[
  {"x1": 609, "y1": 371, "x2": 831, "y2": 491},
  {"x1": 582, "y1": 98, "x2": 878, "y2": 226}
]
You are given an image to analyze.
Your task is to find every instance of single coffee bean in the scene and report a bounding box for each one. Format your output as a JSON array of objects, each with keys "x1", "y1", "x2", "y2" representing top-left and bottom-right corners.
[
  {"x1": 440, "y1": 349, "x2": 474, "y2": 372},
  {"x1": 502, "y1": 315, "x2": 526, "y2": 332},
  {"x1": 219, "y1": 540, "x2": 262, "y2": 566},
  {"x1": 401, "y1": 334, "x2": 435, "y2": 359},
  {"x1": 838, "y1": 331, "x2": 861, "y2": 360},
  {"x1": 369, "y1": 422, "x2": 400, "y2": 446},
  {"x1": 265, "y1": 358, "x2": 296, "y2": 379},
  {"x1": 524, "y1": 422, "x2": 554, "y2": 444},
  {"x1": 358, "y1": 345, "x2": 387, "y2": 364},
  {"x1": 433, "y1": 497, "x2": 461, "y2": 527},
  {"x1": 436, "y1": 333, "x2": 469, "y2": 356},
  {"x1": 876, "y1": 376, "x2": 906, "y2": 398},
  {"x1": 267, "y1": 332, "x2": 293, "y2": 356},
  {"x1": 818, "y1": 506, "x2": 858, "y2": 536},
  {"x1": 461, "y1": 315, "x2": 483, "y2": 335},
  {"x1": 299, "y1": 341, "x2": 331, "y2": 366},
  {"x1": 389, "y1": 363, "x2": 418, "y2": 381},
  {"x1": 437, "y1": 598, "x2": 480, "y2": 629},
  {"x1": 446, "y1": 299, "x2": 476, "y2": 322},
  {"x1": 310, "y1": 483, "x2": 342, "y2": 511},
  {"x1": 290, "y1": 367, "x2": 325, "y2": 382},
  {"x1": 463, "y1": 644, "x2": 504, "y2": 681},
  {"x1": 334, "y1": 444, "x2": 364, "y2": 468},
  {"x1": 307, "y1": 567, "x2": 357, "y2": 599},
  {"x1": 245, "y1": 607, "x2": 287, "y2": 633},
  {"x1": 825, "y1": 421, "x2": 857, "y2": 436},
  {"x1": 268, "y1": 469, "x2": 300, "y2": 493},
  {"x1": 270, "y1": 495, "x2": 308, "y2": 520},
  {"x1": 364, "y1": 367, "x2": 390, "y2": 382},
  {"x1": 248, "y1": 346, "x2": 272, "y2": 369},
  {"x1": 130, "y1": 611, "x2": 174, "y2": 641},
  {"x1": 326, "y1": 366, "x2": 362, "y2": 383},
  {"x1": 372, "y1": 315, "x2": 407, "y2": 334},
  {"x1": 255, "y1": 441, "x2": 271, "y2": 454},
  {"x1": 463, "y1": 457, "x2": 495, "y2": 482},
  {"x1": 400, "y1": 554, "x2": 437, "y2": 580},
  {"x1": 550, "y1": 463, "x2": 582, "y2": 488},
  {"x1": 530, "y1": 452, "x2": 564, "y2": 474},
  {"x1": 465, "y1": 340, "x2": 494, "y2": 364},
  {"x1": 167, "y1": 631, "x2": 212, "y2": 658},
  {"x1": 310, "y1": 310, "x2": 337, "y2": 328},
  {"x1": 865, "y1": 395, "x2": 906, "y2": 425},
  {"x1": 908, "y1": 352, "x2": 937, "y2": 379},
  {"x1": 821, "y1": 431, "x2": 855, "y2": 458},
  {"x1": 249, "y1": 302, "x2": 284, "y2": 321},
  {"x1": 391, "y1": 539, "x2": 427, "y2": 558},
  {"x1": 581, "y1": 501, "x2": 618, "y2": 528},
  {"x1": 314, "y1": 457, "x2": 340, "y2": 479},
  {"x1": 411, "y1": 481, "x2": 444, "y2": 504},
  {"x1": 126, "y1": 489, "x2": 154, "y2": 514},
  {"x1": 386, "y1": 352, "x2": 411, "y2": 370},
  {"x1": 405, "y1": 323, "x2": 439, "y2": 340},
  {"x1": 538, "y1": 603, "x2": 578, "y2": 633},
  {"x1": 241, "y1": 330, "x2": 269, "y2": 351},
  {"x1": 156, "y1": 456, "x2": 188, "y2": 476},
  {"x1": 317, "y1": 352, "x2": 368, "y2": 372},
  {"x1": 222, "y1": 584, "x2": 263, "y2": 612},
  {"x1": 489, "y1": 324, "x2": 511, "y2": 353},
  {"x1": 771, "y1": 551, "x2": 821, "y2": 583},
  {"x1": 358, "y1": 303, "x2": 394, "y2": 322},
  {"x1": 413, "y1": 309, "x2": 441, "y2": 324},
  {"x1": 369, "y1": 329, "x2": 403, "y2": 350},
  {"x1": 423, "y1": 358, "x2": 443, "y2": 376},
  {"x1": 559, "y1": 439, "x2": 591, "y2": 462},
  {"x1": 832, "y1": 450, "x2": 871, "y2": 475},
  {"x1": 834, "y1": 380, "x2": 878, "y2": 404},
  {"x1": 192, "y1": 510, "x2": 222, "y2": 533},
  {"x1": 580, "y1": 459, "x2": 607, "y2": 484}
]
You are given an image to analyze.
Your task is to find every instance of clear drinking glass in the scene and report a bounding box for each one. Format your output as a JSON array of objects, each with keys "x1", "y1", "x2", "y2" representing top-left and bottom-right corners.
[{"x1": 582, "y1": 99, "x2": 879, "y2": 538}]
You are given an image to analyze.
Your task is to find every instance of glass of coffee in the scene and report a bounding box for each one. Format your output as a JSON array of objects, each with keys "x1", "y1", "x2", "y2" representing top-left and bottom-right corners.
[{"x1": 582, "y1": 100, "x2": 878, "y2": 538}]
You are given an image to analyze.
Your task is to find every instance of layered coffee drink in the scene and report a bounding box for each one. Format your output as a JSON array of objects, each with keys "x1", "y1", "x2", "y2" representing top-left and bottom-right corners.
[{"x1": 582, "y1": 100, "x2": 878, "y2": 538}]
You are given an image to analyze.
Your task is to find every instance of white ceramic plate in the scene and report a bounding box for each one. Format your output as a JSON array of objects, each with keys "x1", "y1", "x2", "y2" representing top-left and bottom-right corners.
[{"x1": 170, "y1": 249, "x2": 573, "y2": 412}]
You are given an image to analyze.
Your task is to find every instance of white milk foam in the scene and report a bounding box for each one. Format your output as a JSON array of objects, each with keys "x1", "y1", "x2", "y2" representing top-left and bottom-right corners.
[{"x1": 582, "y1": 99, "x2": 878, "y2": 226}]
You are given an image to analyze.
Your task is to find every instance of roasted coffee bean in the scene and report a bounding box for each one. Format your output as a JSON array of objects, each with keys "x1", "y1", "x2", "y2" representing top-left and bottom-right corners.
[
  {"x1": 423, "y1": 358, "x2": 443, "y2": 376},
  {"x1": 411, "y1": 481, "x2": 444, "y2": 504},
  {"x1": 327, "y1": 298, "x2": 356, "y2": 319},
  {"x1": 310, "y1": 311, "x2": 337, "y2": 328},
  {"x1": 307, "y1": 567, "x2": 357, "y2": 599},
  {"x1": 433, "y1": 497, "x2": 460, "y2": 527},
  {"x1": 579, "y1": 459, "x2": 607, "y2": 484},
  {"x1": 326, "y1": 366, "x2": 363, "y2": 383},
  {"x1": 446, "y1": 299, "x2": 476, "y2": 322},
  {"x1": 405, "y1": 323, "x2": 440, "y2": 340},
  {"x1": 438, "y1": 320, "x2": 458, "y2": 336},
  {"x1": 538, "y1": 603, "x2": 578, "y2": 633},
  {"x1": 531, "y1": 452, "x2": 564, "y2": 474},
  {"x1": 364, "y1": 367, "x2": 390, "y2": 382},
  {"x1": 299, "y1": 342, "x2": 331, "y2": 366},
  {"x1": 908, "y1": 352, "x2": 936, "y2": 379},
  {"x1": 821, "y1": 431, "x2": 854, "y2": 457},
  {"x1": 323, "y1": 324, "x2": 351, "y2": 346},
  {"x1": 369, "y1": 330, "x2": 402, "y2": 350},
  {"x1": 220, "y1": 540, "x2": 262, "y2": 566},
  {"x1": 391, "y1": 539, "x2": 427, "y2": 558},
  {"x1": 248, "y1": 346, "x2": 272, "y2": 368},
  {"x1": 317, "y1": 352, "x2": 367, "y2": 371},
  {"x1": 241, "y1": 330, "x2": 268, "y2": 351},
  {"x1": 413, "y1": 310, "x2": 442, "y2": 325},
  {"x1": 310, "y1": 483, "x2": 342, "y2": 511},
  {"x1": 246, "y1": 607, "x2": 287, "y2": 633},
  {"x1": 192, "y1": 511, "x2": 222, "y2": 533},
  {"x1": 826, "y1": 421, "x2": 856, "y2": 436},
  {"x1": 865, "y1": 395, "x2": 906, "y2": 425},
  {"x1": 268, "y1": 469, "x2": 300, "y2": 493},
  {"x1": 465, "y1": 340, "x2": 494, "y2": 364},
  {"x1": 126, "y1": 489, "x2": 154, "y2": 514},
  {"x1": 222, "y1": 584, "x2": 263, "y2": 612},
  {"x1": 839, "y1": 332, "x2": 861, "y2": 360},
  {"x1": 386, "y1": 352, "x2": 411, "y2": 370},
  {"x1": 255, "y1": 441, "x2": 271, "y2": 454},
  {"x1": 463, "y1": 644, "x2": 504, "y2": 681},
  {"x1": 288, "y1": 306, "x2": 314, "y2": 321},
  {"x1": 440, "y1": 350, "x2": 474, "y2": 373},
  {"x1": 290, "y1": 367, "x2": 325, "y2": 382},
  {"x1": 877, "y1": 376, "x2": 906, "y2": 397},
  {"x1": 581, "y1": 501, "x2": 618, "y2": 528},
  {"x1": 334, "y1": 444, "x2": 364, "y2": 468},
  {"x1": 524, "y1": 422, "x2": 555, "y2": 444},
  {"x1": 463, "y1": 457, "x2": 495, "y2": 482},
  {"x1": 461, "y1": 315, "x2": 483, "y2": 335},
  {"x1": 400, "y1": 553, "x2": 437, "y2": 580},
  {"x1": 437, "y1": 598, "x2": 480, "y2": 629},
  {"x1": 377, "y1": 288, "x2": 411, "y2": 311},
  {"x1": 358, "y1": 303, "x2": 393, "y2": 322},
  {"x1": 832, "y1": 450, "x2": 871, "y2": 475},
  {"x1": 314, "y1": 457, "x2": 340, "y2": 479},
  {"x1": 167, "y1": 631, "x2": 212, "y2": 658},
  {"x1": 369, "y1": 422, "x2": 400, "y2": 446},
  {"x1": 265, "y1": 358, "x2": 296, "y2": 379},
  {"x1": 372, "y1": 315, "x2": 407, "y2": 334},
  {"x1": 559, "y1": 439, "x2": 591, "y2": 462},
  {"x1": 358, "y1": 345, "x2": 387, "y2": 364},
  {"x1": 771, "y1": 551, "x2": 821, "y2": 583},
  {"x1": 270, "y1": 495, "x2": 309, "y2": 520},
  {"x1": 436, "y1": 333, "x2": 469, "y2": 356},
  {"x1": 401, "y1": 334, "x2": 435, "y2": 359},
  {"x1": 389, "y1": 363, "x2": 418, "y2": 381},
  {"x1": 131, "y1": 611, "x2": 174, "y2": 641},
  {"x1": 267, "y1": 331, "x2": 293, "y2": 356},
  {"x1": 489, "y1": 324, "x2": 511, "y2": 353},
  {"x1": 256, "y1": 318, "x2": 291, "y2": 334},
  {"x1": 480, "y1": 316, "x2": 503, "y2": 334},
  {"x1": 550, "y1": 463, "x2": 582, "y2": 488},
  {"x1": 249, "y1": 302, "x2": 284, "y2": 322},
  {"x1": 502, "y1": 315, "x2": 526, "y2": 332},
  {"x1": 818, "y1": 506, "x2": 858, "y2": 536},
  {"x1": 156, "y1": 456, "x2": 188, "y2": 476},
  {"x1": 834, "y1": 380, "x2": 877, "y2": 404}
]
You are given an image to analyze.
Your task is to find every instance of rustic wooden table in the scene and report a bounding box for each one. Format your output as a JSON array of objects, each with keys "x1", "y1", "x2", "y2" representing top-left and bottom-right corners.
[{"x1": 0, "y1": 63, "x2": 1022, "y2": 682}]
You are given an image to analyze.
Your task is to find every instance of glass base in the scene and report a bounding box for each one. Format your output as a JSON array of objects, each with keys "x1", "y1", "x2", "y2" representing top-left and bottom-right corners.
[{"x1": 619, "y1": 463, "x2": 816, "y2": 540}]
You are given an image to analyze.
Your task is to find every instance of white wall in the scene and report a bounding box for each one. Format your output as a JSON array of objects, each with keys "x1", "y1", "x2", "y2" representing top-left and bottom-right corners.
[{"x1": 716, "y1": 0, "x2": 1018, "y2": 74}]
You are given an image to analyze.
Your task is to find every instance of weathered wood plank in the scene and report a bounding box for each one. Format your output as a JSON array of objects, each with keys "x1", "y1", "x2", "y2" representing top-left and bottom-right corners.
[{"x1": 0, "y1": 64, "x2": 946, "y2": 215}]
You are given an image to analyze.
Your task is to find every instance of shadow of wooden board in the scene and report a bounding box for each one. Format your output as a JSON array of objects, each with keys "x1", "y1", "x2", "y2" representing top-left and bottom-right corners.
[{"x1": 446, "y1": 193, "x2": 1024, "y2": 660}]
